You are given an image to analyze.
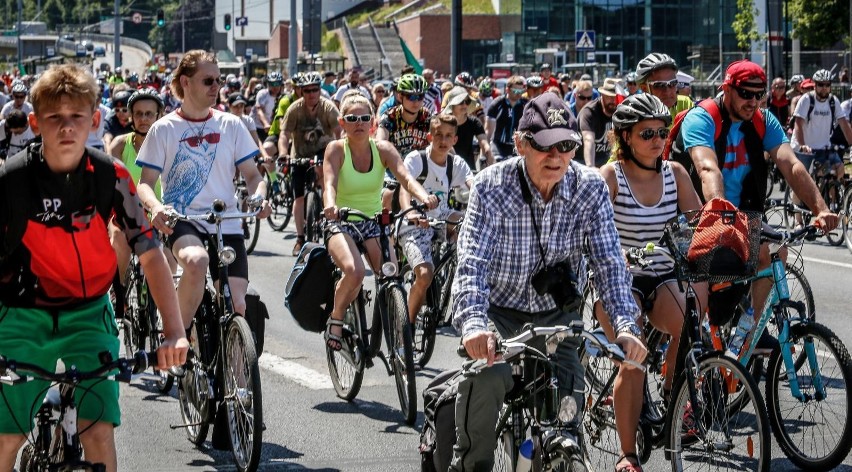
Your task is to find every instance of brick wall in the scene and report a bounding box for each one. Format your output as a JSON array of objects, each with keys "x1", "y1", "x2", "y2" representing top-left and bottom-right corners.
[{"x1": 268, "y1": 21, "x2": 302, "y2": 60}]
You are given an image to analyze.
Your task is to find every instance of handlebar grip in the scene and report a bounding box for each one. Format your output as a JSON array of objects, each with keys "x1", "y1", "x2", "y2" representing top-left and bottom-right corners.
[
  {"x1": 247, "y1": 194, "x2": 264, "y2": 210},
  {"x1": 457, "y1": 345, "x2": 471, "y2": 359},
  {"x1": 212, "y1": 199, "x2": 226, "y2": 213}
]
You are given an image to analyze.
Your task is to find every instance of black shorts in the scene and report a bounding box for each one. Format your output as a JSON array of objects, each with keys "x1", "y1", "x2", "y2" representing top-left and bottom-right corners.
[
  {"x1": 167, "y1": 220, "x2": 249, "y2": 282},
  {"x1": 631, "y1": 271, "x2": 677, "y2": 312},
  {"x1": 290, "y1": 163, "x2": 308, "y2": 198},
  {"x1": 256, "y1": 128, "x2": 268, "y2": 142}
]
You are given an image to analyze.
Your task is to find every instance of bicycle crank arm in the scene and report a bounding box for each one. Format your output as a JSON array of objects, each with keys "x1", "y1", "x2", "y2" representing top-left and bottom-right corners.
[
  {"x1": 169, "y1": 421, "x2": 208, "y2": 429},
  {"x1": 376, "y1": 351, "x2": 393, "y2": 376}
]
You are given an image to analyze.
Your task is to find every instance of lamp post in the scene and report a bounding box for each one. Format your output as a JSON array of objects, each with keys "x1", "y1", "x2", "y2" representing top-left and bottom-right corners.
[{"x1": 16, "y1": 0, "x2": 22, "y2": 72}]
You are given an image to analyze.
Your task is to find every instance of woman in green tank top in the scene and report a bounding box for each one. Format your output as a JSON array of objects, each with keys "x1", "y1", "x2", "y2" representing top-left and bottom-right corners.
[{"x1": 321, "y1": 93, "x2": 437, "y2": 351}]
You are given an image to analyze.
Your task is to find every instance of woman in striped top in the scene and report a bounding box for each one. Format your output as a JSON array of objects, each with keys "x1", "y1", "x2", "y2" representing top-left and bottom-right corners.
[{"x1": 594, "y1": 94, "x2": 704, "y2": 472}]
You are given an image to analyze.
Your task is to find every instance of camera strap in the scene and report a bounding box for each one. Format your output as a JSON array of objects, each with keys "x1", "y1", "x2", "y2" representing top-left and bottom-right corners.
[{"x1": 516, "y1": 159, "x2": 548, "y2": 266}]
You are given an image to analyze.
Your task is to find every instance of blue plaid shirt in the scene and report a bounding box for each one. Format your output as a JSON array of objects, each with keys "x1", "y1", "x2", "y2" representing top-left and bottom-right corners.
[{"x1": 452, "y1": 157, "x2": 639, "y2": 338}]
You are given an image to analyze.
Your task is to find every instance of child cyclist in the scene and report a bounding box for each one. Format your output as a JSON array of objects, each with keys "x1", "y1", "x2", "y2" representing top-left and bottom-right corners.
[
  {"x1": 0, "y1": 64, "x2": 188, "y2": 472},
  {"x1": 398, "y1": 114, "x2": 474, "y2": 324}
]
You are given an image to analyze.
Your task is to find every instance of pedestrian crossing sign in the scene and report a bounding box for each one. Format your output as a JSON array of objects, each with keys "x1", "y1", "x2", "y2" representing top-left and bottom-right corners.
[{"x1": 576, "y1": 30, "x2": 596, "y2": 51}]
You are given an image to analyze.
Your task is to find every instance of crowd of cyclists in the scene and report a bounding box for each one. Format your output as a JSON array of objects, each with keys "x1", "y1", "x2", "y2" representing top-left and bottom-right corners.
[{"x1": 0, "y1": 43, "x2": 851, "y2": 471}]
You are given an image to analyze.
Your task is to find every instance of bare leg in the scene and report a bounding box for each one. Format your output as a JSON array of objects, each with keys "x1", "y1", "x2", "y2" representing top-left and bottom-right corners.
[
  {"x1": 78, "y1": 420, "x2": 116, "y2": 472},
  {"x1": 172, "y1": 235, "x2": 210, "y2": 329},
  {"x1": 0, "y1": 434, "x2": 26, "y2": 472},
  {"x1": 407, "y1": 263, "x2": 434, "y2": 324}
]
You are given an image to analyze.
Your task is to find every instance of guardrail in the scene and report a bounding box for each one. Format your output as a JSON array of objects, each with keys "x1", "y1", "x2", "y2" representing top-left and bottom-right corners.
[
  {"x1": 367, "y1": 17, "x2": 392, "y2": 79},
  {"x1": 342, "y1": 17, "x2": 361, "y2": 67},
  {"x1": 0, "y1": 34, "x2": 152, "y2": 60}
]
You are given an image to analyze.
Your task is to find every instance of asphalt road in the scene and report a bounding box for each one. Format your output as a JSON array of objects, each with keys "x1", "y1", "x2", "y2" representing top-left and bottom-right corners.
[{"x1": 99, "y1": 198, "x2": 852, "y2": 471}]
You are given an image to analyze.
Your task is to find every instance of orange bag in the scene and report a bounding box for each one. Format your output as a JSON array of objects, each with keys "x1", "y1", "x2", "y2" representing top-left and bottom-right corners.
[{"x1": 686, "y1": 198, "x2": 753, "y2": 277}]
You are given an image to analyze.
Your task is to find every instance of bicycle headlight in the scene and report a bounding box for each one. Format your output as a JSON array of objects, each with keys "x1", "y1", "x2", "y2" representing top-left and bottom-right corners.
[
  {"x1": 557, "y1": 395, "x2": 578, "y2": 424},
  {"x1": 219, "y1": 246, "x2": 237, "y2": 266},
  {"x1": 381, "y1": 262, "x2": 398, "y2": 277}
]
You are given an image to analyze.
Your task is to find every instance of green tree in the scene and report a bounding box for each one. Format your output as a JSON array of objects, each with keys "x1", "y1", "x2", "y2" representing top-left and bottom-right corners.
[
  {"x1": 732, "y1": 0, "x2": 761, "y2": 51},
  {"x1": 789, "y1": 0, "x2": 851, "y2": 48}
]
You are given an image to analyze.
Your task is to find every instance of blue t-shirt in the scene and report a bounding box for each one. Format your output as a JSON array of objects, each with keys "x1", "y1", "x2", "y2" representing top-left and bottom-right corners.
[{"x1": 681, "y1": 106, "x2": 788, "y2": 206}]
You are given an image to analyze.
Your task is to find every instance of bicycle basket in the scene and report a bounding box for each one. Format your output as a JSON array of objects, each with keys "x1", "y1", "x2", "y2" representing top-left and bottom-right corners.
[{"x1": 663, "y1": 207, "x2": 762, "y2": 283}]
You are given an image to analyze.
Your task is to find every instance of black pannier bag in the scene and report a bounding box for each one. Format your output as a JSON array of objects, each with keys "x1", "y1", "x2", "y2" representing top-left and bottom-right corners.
[
  {"x1": 244, "y1": 286, "x2": 269, "y2": 353},
  {"x1": 420, "y1": 368, "x2": 462, "y2": 472},
  {"x1": 284, "y1": 242, "x2": 335, "y2": 332}
]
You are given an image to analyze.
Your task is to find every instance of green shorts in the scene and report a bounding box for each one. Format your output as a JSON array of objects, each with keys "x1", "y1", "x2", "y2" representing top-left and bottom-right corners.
[{"x1": 0, "y1": 295, "x2": 121, "y2": 434}]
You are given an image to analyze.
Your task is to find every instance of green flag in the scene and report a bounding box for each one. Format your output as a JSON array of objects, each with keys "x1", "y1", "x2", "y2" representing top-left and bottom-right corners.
[{"x1": 399, "y1": 37, "x2": 423, "y2": 74}]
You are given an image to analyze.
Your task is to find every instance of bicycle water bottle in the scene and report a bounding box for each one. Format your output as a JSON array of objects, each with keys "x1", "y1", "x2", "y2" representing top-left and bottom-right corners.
[
  {"x1": 726, "y1": 307, "x2": 754, "y2": 359},
  {"x1": 674, "y1": 214, "x2": 691, "y2": 256},
  {"x1": 516, "y1": 438, "x2": 534, "y2": 472}
]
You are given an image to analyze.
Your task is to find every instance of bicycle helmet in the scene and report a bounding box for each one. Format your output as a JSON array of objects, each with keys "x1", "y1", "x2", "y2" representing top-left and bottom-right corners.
[
  {"x1": 612, "y1": 93, "x2": 671, "y2": 131},
  {"x1": 454, "y1": 72, "x2": 475, "y2": 89},
  {"x1": 266, "y1": 71, "x2": 284, "y2": 85},
  {"x1": 624, "y1": 72, "x2": 638, "y2": 83},
  {"x1": 290, "y1": 72, "x2": 305, "y2": 87},
  {"x1": 10, "y1": 82, "x2": 27, "y2": 94},
  {"x1": 479, "y1": 78, "x2": 493, "y2": 96},
  {"x1": 300, "y1": 71, "x2": 322, "y2": 87},
  {"x1": 526, "y1": 76, "x2": 543, "y2": 88},
  {"x1": 635, "y1": 53, "x2": 678, "y2": 84},
  {"x1": 812, "y1": 69, "x2": 833, "y2": 83},
  {"x1": 397, "y1": 74, "x2": 428, "y2": 94},
  {"x1": 790, "y1": 74, "x2": 804, "y2": 85},
  {"x1": 127, "y1": 73, "x2": 139, "y2": 83},
  {"x1": 128, "y1": 88, "x2": 165, "y2": 113},
  {"x1": 227, "y1": 78, "x2": 241, "y2": 89},
  {"x1": 111, "y1": 90, "x2": 133, "y2": 108}
]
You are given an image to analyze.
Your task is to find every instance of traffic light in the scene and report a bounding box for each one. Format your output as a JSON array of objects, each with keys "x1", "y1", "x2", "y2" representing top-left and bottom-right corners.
[
  {"x1": 156, "y1": 9, "x2": 165, "y2": 27},
  {"x1": 224, "y1": 14, "x2": 232, "y2": 31}
]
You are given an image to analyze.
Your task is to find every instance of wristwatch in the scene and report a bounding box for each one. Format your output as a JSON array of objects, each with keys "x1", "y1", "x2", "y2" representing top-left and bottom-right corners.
[{"x1": 616, "y1": 323, "x2": 643, "y2": 339}]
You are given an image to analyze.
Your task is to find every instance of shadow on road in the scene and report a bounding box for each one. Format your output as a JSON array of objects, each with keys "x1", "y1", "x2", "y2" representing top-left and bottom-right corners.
[{"x1": 313, "y1": 399, "x2": 422, "y2": 433}]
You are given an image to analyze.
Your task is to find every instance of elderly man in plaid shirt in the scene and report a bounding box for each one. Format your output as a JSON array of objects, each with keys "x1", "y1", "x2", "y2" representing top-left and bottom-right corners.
[{"x1": 449, "y1": 94, "x2": 647, "y2": 471}]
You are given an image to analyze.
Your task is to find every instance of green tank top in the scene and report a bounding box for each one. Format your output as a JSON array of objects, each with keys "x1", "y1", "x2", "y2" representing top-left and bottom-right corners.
[
  {"x1": 336, "y1": 138, "x2": 385, "y2": 216},
  {"x1": 123, "y1": 133, "x2": 161, "y2": 197}
]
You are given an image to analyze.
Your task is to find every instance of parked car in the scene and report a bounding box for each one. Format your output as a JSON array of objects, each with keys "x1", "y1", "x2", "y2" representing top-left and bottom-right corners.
[{"x1": 93, "y1": 46, "x2": 106, "y2": 57}]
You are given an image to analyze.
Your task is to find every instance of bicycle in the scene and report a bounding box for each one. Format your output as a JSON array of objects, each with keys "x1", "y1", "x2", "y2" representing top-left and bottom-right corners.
[
  {"x1": 165, "y1": 199, "x2": 264, "y2": 472},
  {"x1": 235, "y1": 173, "x2": 261, "y2": 255},
  {"x1": 291, "y1": 156, "x2": 324, "y2": 243},
  {"x1": 710, "y1": 224, "x2": 852, "y2": 469},
  {"x1": 266, "y1": 159, "x2": 294, "y2": 232},
  {"x1": 398, "y1": 213, "x2": 460, "y2": 368},
  {"x1": 117, "y1": 253, "x2": 173, "y2": 393},
  {"x1": 2, "y1": 350, "x2": 154, "y2": 472},
  {"x1": 324, "y1": 206, "x2": 418, "y2": 425},
  {"x1": 459, "y1": 322, "x2": 640, "y2": 472},
  {"x1": 782, "y1": 150, "x2": 845, "y2": 245}
]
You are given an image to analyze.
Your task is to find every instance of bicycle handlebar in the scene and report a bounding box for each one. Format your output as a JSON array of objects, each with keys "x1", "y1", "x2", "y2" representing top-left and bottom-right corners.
[
  {"x1": 456, "y1": 321, "x2": 645, "y2": 372},
  {"x1": 0, "y1": 351, "x2": 156, "y2": 386},
  {"x1": 760, "y1": 224, "x2": 821, "y2": 244},
  {"x1": 164, "y1": 199, "x2": 261, "y2": 228}
]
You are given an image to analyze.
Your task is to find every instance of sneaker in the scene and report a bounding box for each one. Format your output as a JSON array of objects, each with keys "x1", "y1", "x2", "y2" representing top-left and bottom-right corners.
[{"x1": 291, "y1": 238, "x2": 304, "y2": 257}]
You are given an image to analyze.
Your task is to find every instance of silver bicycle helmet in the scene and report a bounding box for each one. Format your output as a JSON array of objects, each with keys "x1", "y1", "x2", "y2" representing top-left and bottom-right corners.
[
  {"x1": 635, "y1": 53, "x2": 678, "y2": 84},
  {"x1": 612, "y1": 93, "x2": 672, "y2": 131},
  {"x1": 526, "y1": 76, "x2": 544, "y2": 88},
  {"x1": 812, "y1": 69, "x2": 833, "y2": 83},
  {"x1": 301, "y1": 71, "x2": 322, "y2": 87}
]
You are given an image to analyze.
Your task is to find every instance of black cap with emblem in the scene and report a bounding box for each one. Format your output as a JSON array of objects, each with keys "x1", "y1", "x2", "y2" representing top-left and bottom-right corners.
[{"x1": 517, "y1": 94, "x2": 581, "y2": 147}]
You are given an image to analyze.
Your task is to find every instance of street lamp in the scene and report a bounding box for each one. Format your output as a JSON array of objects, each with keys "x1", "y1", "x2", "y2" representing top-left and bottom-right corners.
[{"x1": 640, "y1": 26, "x2": 651, "y2": 57}]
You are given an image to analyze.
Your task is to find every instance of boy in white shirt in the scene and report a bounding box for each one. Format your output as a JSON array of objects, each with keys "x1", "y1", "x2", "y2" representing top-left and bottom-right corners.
[{"x1": 0, "y1": 109, "x2": 36, "y2": 160}]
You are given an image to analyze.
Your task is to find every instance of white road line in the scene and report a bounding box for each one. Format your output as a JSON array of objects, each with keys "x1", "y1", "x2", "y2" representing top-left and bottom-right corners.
[
  {"x1": 258, "y1": 353, "x2": 332, "y2": 390},
  {"x1": 801, "y1": 256, "x2": 852, "y2": 270}
]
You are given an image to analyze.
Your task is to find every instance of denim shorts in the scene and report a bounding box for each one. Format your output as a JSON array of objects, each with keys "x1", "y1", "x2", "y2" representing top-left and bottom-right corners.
[{"x1": 795, "y1": 149, "x2": 842, "y2": 173}]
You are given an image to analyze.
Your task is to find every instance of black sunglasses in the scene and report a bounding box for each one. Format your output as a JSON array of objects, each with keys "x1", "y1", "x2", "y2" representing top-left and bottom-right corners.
[
  {"x1": 12, "y1": 94, "x2": 26, "y2": 99},
  {"x1": 815, "y1": 82, "x2": 832, "y2": 88},
  {"x1": 404, "y1": 94, "x2": 425, "y2": 101},
  {"x1": 575, "y1": 94, "x2": 592, "y2": 100},
  {"x1": 637, "y1": 128, "x2": 670, "y2": 141},
  {"x1": 201, "y1": 77, "x2": 223, "y2": 86},
  {"x1": 733, "y1": 86, "x2": 766, "y2": 101},
  {"x1": 648, "y1": 79, "x2": 678, "y2": 90},
  {"x1": 526, "y1": 134, "x2": 579, "y2": 153},
  {"x1": 302, "y1": 87, "x2": 321, "y2": 94},
  {"x1": 343, "y1": 114, "x2": 372, "y2": 123}
]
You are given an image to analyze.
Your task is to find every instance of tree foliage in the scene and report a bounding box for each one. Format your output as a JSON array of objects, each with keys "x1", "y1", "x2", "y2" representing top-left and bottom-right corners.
[
  {"x1": 732, "y1": 0, "x2": 761, "y2": 51},
  {"x1": 789, "y1": 0, "x2": 850, "y2": 49}
]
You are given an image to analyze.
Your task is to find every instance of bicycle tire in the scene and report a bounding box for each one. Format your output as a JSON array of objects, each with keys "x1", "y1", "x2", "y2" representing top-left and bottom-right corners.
[
  {"x1": 224, "y1": 316, "x2": 263, "y2": 472},
  {"x1": 493, "y1": 429, "x2": 515, "y2": 472},
  {"x1": 386, "y1": 285, "x2": 417, "y2": 425},
  {"x1": 326, "y1": 297, "x2": 366, "y2": 401},
  {"x1": 844, "y1": 187, "x2": 852, "y2": 255},
  {"x1": 667, "y1": 353, "x2": 770, "y2": 472},
  {"x1": 305, "y1": 190, "x2": 322, "y2": 243},
  {"x1": 437, "y1": 255, "x2": 456, "y2": 327},
  {"x1": 758, "y1": 263, "x2": 814, "y2": 371},
  {"x1": 579, "y1": 343, "x2": 621, "y2": 472},
  {"x1": 824, "y1": 180, "x2": 844, "y2": 245},
  {"x1": 266, "y1": 173, "x2": 293, "y2": 231},
  {"x1": 178, "y1": 322, "x2": 211, "y2": 445},
  {"x1": 402, "y1": 264, "x2": 438, "y2": 368},
  {"x1": 244, "y1": 214, "x2": 261, "y2": 255},
  {"x1": 580, "y1": 280, "x2": 597, "y2": 332},
  {"x1": 782, "y1": 186, "x2": 812, "y2": 230},
  {"x1": 765, "y1": 322, "x2": 852, "y2": 470},
  {"x1": 549, "y1": 442, "x2": 589, "y2": 472}
]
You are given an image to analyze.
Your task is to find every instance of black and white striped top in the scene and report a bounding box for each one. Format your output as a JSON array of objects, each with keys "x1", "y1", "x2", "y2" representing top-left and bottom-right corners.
[{"x1": 613, "y1": 161, "x2": 677, "y2": 276}]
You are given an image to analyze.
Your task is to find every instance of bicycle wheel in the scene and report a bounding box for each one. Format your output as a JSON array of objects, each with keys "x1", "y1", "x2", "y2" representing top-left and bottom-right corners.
[
  {"x1": 266, "y1": 173, "x2": 293, "y2": 231},
  {"x1": 305, "y1": 190, "x2": 322, "y2": 243},
  {"x1": 386, "y1": 285, "x2": 417, "y2": 425},
  {"x1": 326, "y1": 297, "x2": 365, "y2": 401},
  {"x1": 402, "y1": 265, "x2": 438, "y2": 368},
  {"x1": 549, "y1": 440, "x2": 588, "y2": 472},
  {"x1": 178, "y1": 323, "x2": 211, "y2": 445},
  {"x1": 782, "y1": 186, "x2": 812, "y2": 230},
  {"x1": 145, "y1": 293, "x2": 174, "y2": 393},
  {"x1": 223, "y1": 316, "x2": 263, "y2": 472},
  {"x1": 437, "y1": 253, "x2": 456, "y2": 327},
  {"x1": 244, "y1": 214, "x2": 261, "y2": 255},
  {"x1": 493, "y1": 429, "x2": 515, "y2": 472},
  {"x1": 668, "y1": 353, "x2": 770, "y2": 472},
  {"x1": 765, "y1": 322, "x2": 852, "y2": 470},
  {"x1": 579, "y1": 344, "x2": 620, "y2": 472},
  {"x1": 580, "y1": 280, "x2": 597, "y2": 332},
  {"x1": 824, "y1": 180, "x2": 845, "y2": 245},
  {"x1": 844, "y1": 188, "x2": 852, "y2": 255}
]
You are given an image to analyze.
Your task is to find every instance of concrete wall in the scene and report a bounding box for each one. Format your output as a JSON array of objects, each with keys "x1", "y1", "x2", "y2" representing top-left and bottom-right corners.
[{"x1": 268, "y1": 21, "x2": 302, "y2": 60}]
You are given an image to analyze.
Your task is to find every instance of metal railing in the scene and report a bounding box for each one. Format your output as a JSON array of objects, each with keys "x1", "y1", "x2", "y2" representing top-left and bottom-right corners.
[
  {"x1": 367, "y1": 17, "x2": 392, "y2": 79},
  {"x1": 342, "y1": 17, "x2": 361, "y2": 68}
]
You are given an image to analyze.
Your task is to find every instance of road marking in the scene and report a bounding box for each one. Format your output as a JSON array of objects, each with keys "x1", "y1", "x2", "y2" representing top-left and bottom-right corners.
[
  {"x1": 258, "y1": 353, "x2": 332, "y2": 390},
  {"x1": 801, "y1": 256, "x2": 852, "y2": 270}
]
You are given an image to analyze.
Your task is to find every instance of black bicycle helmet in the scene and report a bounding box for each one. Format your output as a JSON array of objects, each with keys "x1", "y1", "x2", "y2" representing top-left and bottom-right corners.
[
  {"x1": 111, "y1": 90, "x2": 133, "y2": 108},
  {"x1": 128, "y1": 88, "x2": 165, "y2": 113},
  {"x1": 612, "y1": 93, "x2": 671, "y2": 131},
  {"x1": 635, "y1": 53, "x2": 678, "y2": 84},
  {"x1": 812, "y1": 69, "x2": 833, "y2": 83},
  {"x1": 454, "y1": 72, "x2": 475, "y2": 89}
]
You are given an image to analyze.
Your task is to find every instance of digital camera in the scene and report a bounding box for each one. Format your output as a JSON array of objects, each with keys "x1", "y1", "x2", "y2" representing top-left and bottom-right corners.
[{"x1": 531, "y1": 260, "x2": 581, "y2": 310}]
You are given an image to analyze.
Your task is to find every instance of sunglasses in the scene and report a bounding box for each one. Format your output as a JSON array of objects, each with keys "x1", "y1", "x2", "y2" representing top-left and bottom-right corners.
[
  {"x1": 732, "y1": 86, "x2": 766, "y2": 101},
  {"x1": 815, "y1": 82, "x2": 832, "y2": 88},
  {"x1": 115, "y1": 107, "x2": 129, "y2": 113},
  {"x1": 201, "y1": 77, "x2": 223, "y2": 86},
  {"x1": 342, "y1": 114, "x2": 372, "y2": 123},
  {"x1": 510, "y1": 88, "x2": 526, "y2": 94},
  {"x1": 12, "y1": 94, "x2": 25, "y2": 99},
  {"x1": 302, "y1": 87, "x2": 320, "y2": 94},
  {"x1": 181, "y1": 132, "x2": 221, "y2": 147},
  {"x1": 648, "y1": 79, "x2": 678, "y2": 90},
  {"x1": 772, "y1": 83, "x2": 786, "y2": 89},
  {"x1": 133, "y1": 111, "x2": 158, "y2": 119},
  {"x1": 269, "y1": 81, "x2": 283, "y2": 87},
  {"x1": 637, "y1": 128, "x2": 671, "y2": 141},
  {"x1": 526, "y1": 135, "x2": 579, "y2": 153},
  {"x1": 404, "y1": 94, "x2": 425, "y2": 101},
  {"x1": 576, "y1": 94, "x2": 592, "y2": 100}
]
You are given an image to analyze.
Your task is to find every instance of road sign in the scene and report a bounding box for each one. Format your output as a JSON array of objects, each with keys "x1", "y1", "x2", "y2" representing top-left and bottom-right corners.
[
  {"x1": 236, "y1": 16, "x2": 248, "y2": 27},
  {"x1": 132, "y1": 12, "x2": 142, "y2": 24},
  {"x1": 46, "y1": 46, "x2": 55, "y2": 57},
  {"x1": 245, "y1": 47, "x2": 253, "y2": 59},
  {"x1": 575, "y1": 30, "x2": 596, "y2": 51}
]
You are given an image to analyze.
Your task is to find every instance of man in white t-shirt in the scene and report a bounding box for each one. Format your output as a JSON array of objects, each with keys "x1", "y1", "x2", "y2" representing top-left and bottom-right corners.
[
  {"x1": 332, "y1": 68, "x2": 371, "y2": 105},
  {"x1": 136, "y1": 50, "x2": 272, "y2": 337},
  {"x1": 0, "y1": 109, "x2": 36, "y2": 160},
  {"x1": 398, "y1": 114, "x2": 473, "y2": 324},
  {"x1": 0, "y1": 83, "x2": 33, "y2": 119},
  {"x1": 253, "y1": 72, "x2": 283, "y2": 141}
]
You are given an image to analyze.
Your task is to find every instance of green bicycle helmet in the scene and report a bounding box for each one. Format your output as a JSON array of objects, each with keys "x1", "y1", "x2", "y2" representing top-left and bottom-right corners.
[{"x1": 397, "y1": 74, "x2": 428, "y2": 95}]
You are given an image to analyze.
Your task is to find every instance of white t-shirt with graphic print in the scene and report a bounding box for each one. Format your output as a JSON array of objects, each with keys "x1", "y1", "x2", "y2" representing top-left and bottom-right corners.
[
  {"x1": 791, "y1": 93, "x2": 846, "y2": 150},
  {"x1": 403, "y1": 145, "x2": 473, "y2": 219},
  {"x1": 136, "y1": 108, "x2": 259, "y2": 234}
]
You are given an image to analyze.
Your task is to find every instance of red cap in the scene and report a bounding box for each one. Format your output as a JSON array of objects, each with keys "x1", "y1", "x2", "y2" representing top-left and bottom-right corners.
[
  {"x1": 800, "y1": 78, "x2": 815, "y2": 90},
  {"x1": 722, "y1": 60, "x2": 767, "y2": 88}
]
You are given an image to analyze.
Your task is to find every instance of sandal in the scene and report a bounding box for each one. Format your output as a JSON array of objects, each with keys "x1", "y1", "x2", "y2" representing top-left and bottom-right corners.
[
  {"x1": 324, "y1": 318, "x2": 345, "y2": 351},
  {"x1": 615, "y1": 453, "x2": 643, "y2": 472}
]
